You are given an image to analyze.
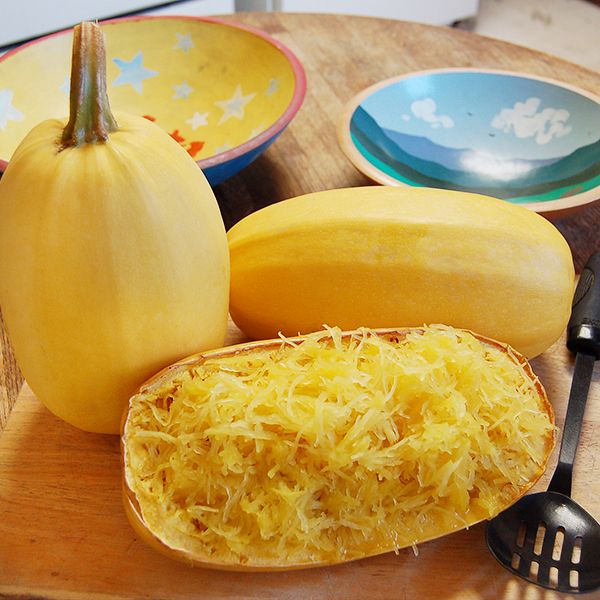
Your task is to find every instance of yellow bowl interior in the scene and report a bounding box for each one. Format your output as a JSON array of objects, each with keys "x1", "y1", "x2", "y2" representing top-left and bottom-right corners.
[{"x1": 0, "y1": 17, "x2": 297, "y2": 162}]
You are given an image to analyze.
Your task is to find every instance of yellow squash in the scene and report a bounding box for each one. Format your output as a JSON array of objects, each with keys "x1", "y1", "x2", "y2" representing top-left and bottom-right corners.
[
  {"x1": 0, "y1": 23, "x2": 229, "y2": 434},
  {"x1": 228, "y1": 187, "x2": 574, "y2": 357},
  {"x1": 122, "y1": 326, "x2": 555, "y2": 570}
]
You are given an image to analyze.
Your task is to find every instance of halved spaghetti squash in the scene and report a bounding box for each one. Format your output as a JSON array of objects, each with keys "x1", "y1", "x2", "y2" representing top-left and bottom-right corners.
[{"x1": 121, "y1": 325, "x2": 554, "y2": 570}]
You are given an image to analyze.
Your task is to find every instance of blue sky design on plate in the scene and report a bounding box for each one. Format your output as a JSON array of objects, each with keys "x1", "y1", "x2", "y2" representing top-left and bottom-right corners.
[
  {"x1": 360, "y1": 72, "x2": 600, "y2": 161},
  {"x1": 348, "y1": 71, "x2": 600, "y2": 201}
]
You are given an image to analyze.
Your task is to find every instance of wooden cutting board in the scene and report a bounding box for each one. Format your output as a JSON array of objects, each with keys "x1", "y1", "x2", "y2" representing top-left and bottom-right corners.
[
  {"x1": 1, "y1": 321, "x2": 599, "y2": 600},
  {"x1": 2, "y1": 12, "x2": 600, "y2": 599}
]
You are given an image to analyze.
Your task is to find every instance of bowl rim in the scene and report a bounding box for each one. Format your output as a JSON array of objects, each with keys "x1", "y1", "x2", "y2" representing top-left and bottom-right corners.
[
  {"x1": 0, "y1": 15, "x2": 307, "y2": 174},
  {"x1": 338, "y1": 67, "x2": 600, "y2": 217}
]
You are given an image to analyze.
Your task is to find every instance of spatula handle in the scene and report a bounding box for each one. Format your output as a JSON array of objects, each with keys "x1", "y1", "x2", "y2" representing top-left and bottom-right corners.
[
  {"x1": 567, "y1": 252, "x2": 600, "y2": 359},
  {"x1": 548, "y1": 252, "x2": 600, "y2": 497}
]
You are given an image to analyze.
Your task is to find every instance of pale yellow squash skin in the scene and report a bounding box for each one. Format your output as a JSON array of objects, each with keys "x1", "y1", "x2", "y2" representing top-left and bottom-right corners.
[
  {"x1": 0, "y1": 112, "x2": 230, "y2": 433},
  {"x1": 228, "y1": 187, "x2": 574, "y2": 358}
]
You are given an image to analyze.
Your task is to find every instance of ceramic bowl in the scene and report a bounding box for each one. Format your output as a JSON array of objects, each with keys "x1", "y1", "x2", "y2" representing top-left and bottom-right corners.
[
  {"x1": 0, "y1": 16, "x2": 306, "y2": 185},
  {"x1": 339, "y1": 68, "x2": 600, "y2": 217}
]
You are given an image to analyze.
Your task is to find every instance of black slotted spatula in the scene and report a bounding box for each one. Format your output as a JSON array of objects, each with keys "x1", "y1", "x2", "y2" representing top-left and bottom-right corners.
[{"x1": 486, "y1": 252, "x2": 600, "y2": 593}]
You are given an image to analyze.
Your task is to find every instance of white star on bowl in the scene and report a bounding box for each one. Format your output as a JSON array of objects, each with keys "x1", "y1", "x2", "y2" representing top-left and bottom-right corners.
[
  {"x1": 265, "y1": 78, "x2": 279, "y2": 96},
  {"x1": 173, "y1": 82, "x2": 194, "y2": 100},
  {"x1": 174, "y1": 33, "x2": 194, "y2": 52},
  {"x1": 186, "y1": 111, "x2": 209, "y2": 130},
  {"x1": 0, "y1": 89, "x2": 24, "y2": 131},
  {"x1": 215, "y1": 85, "x2": 256, "y2": 125},
  {"x1": 60, "y1": 75, "x2": 70, "y2": 94},
  {"x1": 112, "y1": 52, "x2": 158, "y2": 94}
]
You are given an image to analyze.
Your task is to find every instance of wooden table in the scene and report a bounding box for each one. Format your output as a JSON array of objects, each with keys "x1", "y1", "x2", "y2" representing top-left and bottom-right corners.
[{"x1": 1, "y1": 12, "x2": 600, "y2": 600}]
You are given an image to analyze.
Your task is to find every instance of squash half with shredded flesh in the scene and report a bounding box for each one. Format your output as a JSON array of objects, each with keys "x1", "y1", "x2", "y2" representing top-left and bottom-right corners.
[{"x1": 121, "y1": 325, "x2": 555, "y2": 570}]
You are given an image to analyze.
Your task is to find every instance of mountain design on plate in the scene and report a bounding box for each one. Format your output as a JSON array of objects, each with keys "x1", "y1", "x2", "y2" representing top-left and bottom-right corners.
[{"x1": 350, "y1": 106, "x2": 600, "y2": 199}]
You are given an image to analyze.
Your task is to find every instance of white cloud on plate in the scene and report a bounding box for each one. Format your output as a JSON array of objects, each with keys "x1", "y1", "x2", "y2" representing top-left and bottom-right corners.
[
  {"x1": 410, "y1": 98, "x2": 454, "y2": 129},
  {"x1": 460, "y1": 150, "x2": 536, "y2": 181},
  {"x1": 491, "y1": 97, "x2": 572, "y2": 145}
]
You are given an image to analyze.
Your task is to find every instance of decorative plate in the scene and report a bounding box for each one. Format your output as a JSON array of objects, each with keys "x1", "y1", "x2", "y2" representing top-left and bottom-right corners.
[
  {"x1": 0, "y1": 16, "x2": 306, "y2": 185},
  {"x1": 339, "y1": 68, "x2": 600, "y2": 216}
]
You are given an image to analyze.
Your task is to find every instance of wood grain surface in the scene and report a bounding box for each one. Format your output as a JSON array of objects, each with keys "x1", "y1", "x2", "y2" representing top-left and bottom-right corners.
[
  {"x1": 1, "y1": 12, "x2": 600, "y2": 600},
  {"x1": 1, "y1": 322, "x2": 599, "y2": 600}
]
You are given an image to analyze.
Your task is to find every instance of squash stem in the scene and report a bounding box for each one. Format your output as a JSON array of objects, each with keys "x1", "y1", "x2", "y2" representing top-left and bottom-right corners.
[{"x1": 61, "y1": 22, "x2": 118, "y2": 148}]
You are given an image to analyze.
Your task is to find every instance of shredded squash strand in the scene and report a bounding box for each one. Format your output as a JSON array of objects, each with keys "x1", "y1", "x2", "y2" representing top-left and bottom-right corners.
[{"x1": 123, "y1": 326, "x2": 554, "y2": 566}]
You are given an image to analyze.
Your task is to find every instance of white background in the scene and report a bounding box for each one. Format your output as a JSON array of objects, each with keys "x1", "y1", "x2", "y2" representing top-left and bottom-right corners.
[{"x1": 0, "y1": 0, "x2": 479, "y2": 48}]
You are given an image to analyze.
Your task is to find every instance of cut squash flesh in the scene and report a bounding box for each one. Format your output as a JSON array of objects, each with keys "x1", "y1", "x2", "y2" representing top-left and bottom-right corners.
[{"x1": 122, "y1": 326, "x2": 554, "y2": 570}]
